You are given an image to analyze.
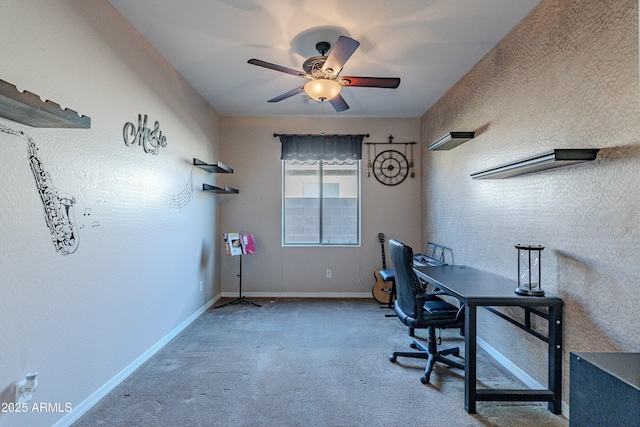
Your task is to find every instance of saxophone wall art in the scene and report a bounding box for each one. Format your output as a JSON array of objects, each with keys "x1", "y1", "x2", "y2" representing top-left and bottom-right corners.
[{"x1": 1, "y1": 123, "x2": 79, "y2": 255}]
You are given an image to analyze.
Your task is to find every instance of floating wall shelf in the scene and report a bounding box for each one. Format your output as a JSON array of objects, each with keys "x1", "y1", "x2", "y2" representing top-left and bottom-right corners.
[
  {"x1": 193, "y1": 158, "x2": 233, "y2": 173},
  {"x1": 428, "y1": 131, "x2": 475, "y2": 151},
  {"x1": 0, "y1": 79, "x2": 91, "y2": 128},
  {"x1": 202, "y1": 184, "x2": 239, "y2": 194},
  {"x1": 194, "y1": 158, "x2": 238, "y2": 194},
  {"x1": 470, "y1": 148, "x2": 600, "y2": 179}
]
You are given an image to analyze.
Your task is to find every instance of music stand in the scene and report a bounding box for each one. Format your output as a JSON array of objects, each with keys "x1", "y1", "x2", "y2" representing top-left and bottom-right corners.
[{"x1": 215, "y1": 233, "x2": 261, "y2": 308}]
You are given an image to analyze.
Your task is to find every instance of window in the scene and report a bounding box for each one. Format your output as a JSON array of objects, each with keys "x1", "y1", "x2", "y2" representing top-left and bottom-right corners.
[{"x1": 283, "y1": 160, "x2": 360, "y2": 245}]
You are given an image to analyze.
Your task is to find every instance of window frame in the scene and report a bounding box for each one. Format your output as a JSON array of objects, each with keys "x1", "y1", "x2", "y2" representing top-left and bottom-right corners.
[{"x1": 282, "y1": 159, "x2": 361, "y2": 247}]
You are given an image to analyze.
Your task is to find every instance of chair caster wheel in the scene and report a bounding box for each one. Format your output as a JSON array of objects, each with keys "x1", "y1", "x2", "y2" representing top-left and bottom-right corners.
[
  {"x1": 453, "y1": 348, "x2": 460, "y2": 357},
  {"x1": 420, "y1": 376, "x2": 430, "y2": 385},
  {"x1": 410, "y1": 342, "x2": 418, "y2": 349},
  {"x1": 389, "y1": 354, "x2": 397, "y2": 362}
]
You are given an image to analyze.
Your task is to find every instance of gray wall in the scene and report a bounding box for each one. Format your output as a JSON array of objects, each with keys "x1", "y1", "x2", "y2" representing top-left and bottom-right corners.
[
  {"x1": 220, "y1": 117, "x2": 422, "y2": 297},
  {"x1": 0, "y1": 1, "x2": 221, "y2": 426},
  {"x1": 420, "y1": 0, "x2": 639, "y2": 407}
]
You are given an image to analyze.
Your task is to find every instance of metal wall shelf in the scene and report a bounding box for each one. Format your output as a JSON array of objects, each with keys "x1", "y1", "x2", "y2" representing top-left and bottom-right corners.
[
  {"x1": 194, "y1": 158, "x2": 238, "y2": 193},
  {"x1": 428, "y1": 131, "x2": 475, "y2": 151},
  {"x1": 202, "y1": 184, "x2": 239, "y2": 194},
  {"x1": 193, "y1": 158, "x2": 233, "y2": 173},
  {"x1": 470, "y1": 148, "x2": 600, "y2": 179},
  {"x1": 0, "y1": 79, "x2": 90, "y2": 128}
]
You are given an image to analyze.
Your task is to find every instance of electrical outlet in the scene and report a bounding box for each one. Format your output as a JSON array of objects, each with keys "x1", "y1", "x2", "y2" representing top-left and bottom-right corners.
[
  {"x1": 15, "y1": 372, "x2": 37, "y2": 404},
  {"x1": 326, "y1": 269, "x2": 332, "y2": 278},
  {"x1": 199, "y1": 280, "x2": 203, "y2": 291},
  {"x1": 15, "y1": 379, "x2": 32, "y2": 404}
]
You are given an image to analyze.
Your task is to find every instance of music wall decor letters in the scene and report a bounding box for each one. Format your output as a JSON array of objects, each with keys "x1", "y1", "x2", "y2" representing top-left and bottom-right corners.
[
  {"x1": 123, "y1": 114, "x2": 167, "y2": 155},
  {"x1": 1, "y1": 124, "x2": 80, "y2": 255}
]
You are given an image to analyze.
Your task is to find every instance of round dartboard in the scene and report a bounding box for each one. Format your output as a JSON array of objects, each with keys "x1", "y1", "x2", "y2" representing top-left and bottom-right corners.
[{"x1": 373, "y1": 149, "x2": 409, "y2": 186}]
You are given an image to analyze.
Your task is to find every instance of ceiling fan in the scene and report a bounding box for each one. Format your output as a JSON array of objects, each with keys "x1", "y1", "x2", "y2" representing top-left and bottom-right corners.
[{"x1": 248, "y1": 36, "x2": 400, "y2": 112}]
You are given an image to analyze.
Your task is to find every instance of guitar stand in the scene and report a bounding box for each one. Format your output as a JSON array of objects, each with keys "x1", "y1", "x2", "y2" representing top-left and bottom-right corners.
[
  {"x1": 378, "y1": 269, "x2": 396, "y2": 316},
  {"x1": 215, "y1": 255, "x2": 261, "y2": 309},
  {"x1": 380, "y1": 286, "x2": 395, "y2": 313}
]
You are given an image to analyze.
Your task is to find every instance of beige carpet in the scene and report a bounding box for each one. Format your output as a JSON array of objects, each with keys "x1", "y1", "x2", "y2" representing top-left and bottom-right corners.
[{"x1": 72, "y1": 298, "x2": 569, "y2": 427}]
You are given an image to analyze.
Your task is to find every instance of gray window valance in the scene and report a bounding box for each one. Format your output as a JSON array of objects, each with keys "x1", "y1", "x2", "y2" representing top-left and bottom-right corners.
[{"x1": 278, "y1": 134, "x2": 365, "y2": 162}]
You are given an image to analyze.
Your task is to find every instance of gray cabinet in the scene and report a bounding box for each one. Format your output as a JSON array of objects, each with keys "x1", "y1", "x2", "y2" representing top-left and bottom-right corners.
[{"x1": 570, "y1": 352, "x2": 639, "y2": 427}]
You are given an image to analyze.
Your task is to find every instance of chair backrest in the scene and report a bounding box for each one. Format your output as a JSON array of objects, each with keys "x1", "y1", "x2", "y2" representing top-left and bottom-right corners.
[{"x1": 389, "y1": 239, "x2": 424, "y2": 319}]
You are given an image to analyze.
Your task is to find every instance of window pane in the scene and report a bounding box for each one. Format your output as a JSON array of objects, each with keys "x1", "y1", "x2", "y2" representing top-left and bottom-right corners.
[
  {"x1": 284, "y1": 161, "x2": 320, "y2": 244},
  {"x1": 321, "y1": 162, "x2": 358, "y2": 244},
  {"x1": 283, "y1": 160, "x2": 359, "y2": 245}
]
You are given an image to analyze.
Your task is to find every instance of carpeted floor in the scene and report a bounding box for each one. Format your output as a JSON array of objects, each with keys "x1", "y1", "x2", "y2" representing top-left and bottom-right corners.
[{"x1": 72, "y1": 298, "x2": 569, "y2": 427}]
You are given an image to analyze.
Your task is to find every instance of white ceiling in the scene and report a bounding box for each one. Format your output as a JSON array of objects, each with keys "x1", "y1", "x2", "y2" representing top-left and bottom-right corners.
[{"x1": 107, "y1": 0, "x2": 540, "y2": 118}]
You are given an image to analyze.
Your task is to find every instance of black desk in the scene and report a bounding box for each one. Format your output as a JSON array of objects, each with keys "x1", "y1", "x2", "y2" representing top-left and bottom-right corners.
[{"x1": 413, "y1": 264, "x2": 563, "y2": 414}]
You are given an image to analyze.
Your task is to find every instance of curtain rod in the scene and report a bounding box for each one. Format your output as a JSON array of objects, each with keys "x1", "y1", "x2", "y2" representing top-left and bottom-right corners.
[
  {"x1": 273, "y1": 133, "x2": 369, "y2": 138},
  {"x1": 363, "y1": 135, "x2": 415, "y2": 145},
  {"x1": 364, "y1": 141, "x2": 416, "y2": 145}
]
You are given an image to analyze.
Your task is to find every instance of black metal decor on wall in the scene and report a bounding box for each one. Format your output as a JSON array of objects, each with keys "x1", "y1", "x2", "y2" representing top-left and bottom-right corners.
[
  {"x1": 1, "y1": 124, "x2": 79, "y2": 255},
  {"x1": 364, "y1": 135, "x2": 416, "y2": 186}
]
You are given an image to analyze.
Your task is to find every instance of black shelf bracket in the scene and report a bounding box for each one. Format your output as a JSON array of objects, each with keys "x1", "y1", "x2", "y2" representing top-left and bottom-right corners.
[
  {"x1": 202, "y1": 184, "x2": 239, "y2": 194},
  {"x1": 193, "y1": 158, "x2": 233, "y2": 173}
]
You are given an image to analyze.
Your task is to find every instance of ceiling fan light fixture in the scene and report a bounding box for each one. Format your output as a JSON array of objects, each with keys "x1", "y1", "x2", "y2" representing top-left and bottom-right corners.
[{"x1": 304, "y1": 79, "x2": 341, "y2": 101}]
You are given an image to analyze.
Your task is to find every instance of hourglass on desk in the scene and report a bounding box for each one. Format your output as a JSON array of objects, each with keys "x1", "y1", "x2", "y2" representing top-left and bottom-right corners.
[{"x1": 515, "y1": 244, "x2": 545, "y2": 296}]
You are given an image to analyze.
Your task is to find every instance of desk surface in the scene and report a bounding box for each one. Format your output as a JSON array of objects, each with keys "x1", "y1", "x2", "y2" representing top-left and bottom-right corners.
[{"x1": 414, "y1": 264, "x2": 562, "y2": 306}]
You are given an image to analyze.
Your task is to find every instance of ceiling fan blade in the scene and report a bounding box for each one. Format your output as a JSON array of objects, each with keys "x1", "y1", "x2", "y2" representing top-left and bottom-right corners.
[
  {"x1": 340, "y1": 76, "x2": 401, "y2": 88},
  {"x1": 248, "y1": 59, "x2": 306, "y2": 77},
  {"x1": 322, "y1": 36, "x2": 360, "y2": 76},
  {"x1": 268, "y1": 86, "x2": 305, "y2": 103},
  {"x1": 329, "y1": 94, "x2": 349, "y2": 112}
]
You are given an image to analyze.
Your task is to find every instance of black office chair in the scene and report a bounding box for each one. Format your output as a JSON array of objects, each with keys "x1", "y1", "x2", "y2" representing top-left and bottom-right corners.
[{"x1": 388, "y1": 239, "x2": 465, "y2": 384}]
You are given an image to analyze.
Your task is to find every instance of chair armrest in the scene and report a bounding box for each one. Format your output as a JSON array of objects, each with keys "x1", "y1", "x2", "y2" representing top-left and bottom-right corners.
[
  {"x1": 454, "y1": 304, "x2": 466, "y2": 323},
  {"x1": 416, "y1": 291, "x2": 447, "y2": 300},
  {"x1": 425, "y1": 291, "x2": 447, "y2": 296},
  {"x1": 415, "y1": 293, "x2": 426, "y2": 322}
]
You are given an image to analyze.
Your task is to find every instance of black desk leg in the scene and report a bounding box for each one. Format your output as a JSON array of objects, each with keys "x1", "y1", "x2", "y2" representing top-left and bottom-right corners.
[
  {"x1": 465, "y1": 304, "x2": 477, "y2": 414},
  {"x1": 548, "y1": 305, "x2": 563, "y2": 414}
]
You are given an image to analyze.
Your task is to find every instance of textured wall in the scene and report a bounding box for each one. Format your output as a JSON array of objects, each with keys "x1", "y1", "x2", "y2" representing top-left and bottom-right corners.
[
  {"x1": 220, "y1": 116, "x2": 421, "y2": 297},
  {"x1": 420, "y1": 0, "x2": 639, "y2": 407},
  {"x1": 0, "y1": 1, "x2": 221, "y2": 426}
]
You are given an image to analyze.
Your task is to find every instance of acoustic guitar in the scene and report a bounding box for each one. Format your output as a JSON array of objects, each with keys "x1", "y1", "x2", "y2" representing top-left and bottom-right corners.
[{"x1": 372, "y1": 233, "x2": 393, "y2": 303}]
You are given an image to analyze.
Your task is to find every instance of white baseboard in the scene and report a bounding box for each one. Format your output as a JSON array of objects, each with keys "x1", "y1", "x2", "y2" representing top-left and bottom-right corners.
[
  {"x1": 52, "y1": 296, "x2": 219, "y2": 427},
  {"x1": 220, "y1": 291, "x2": 372, "y2": 299},
  {"x1": 477, "y1": 337, "x2": 570, "y2": 418}
]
